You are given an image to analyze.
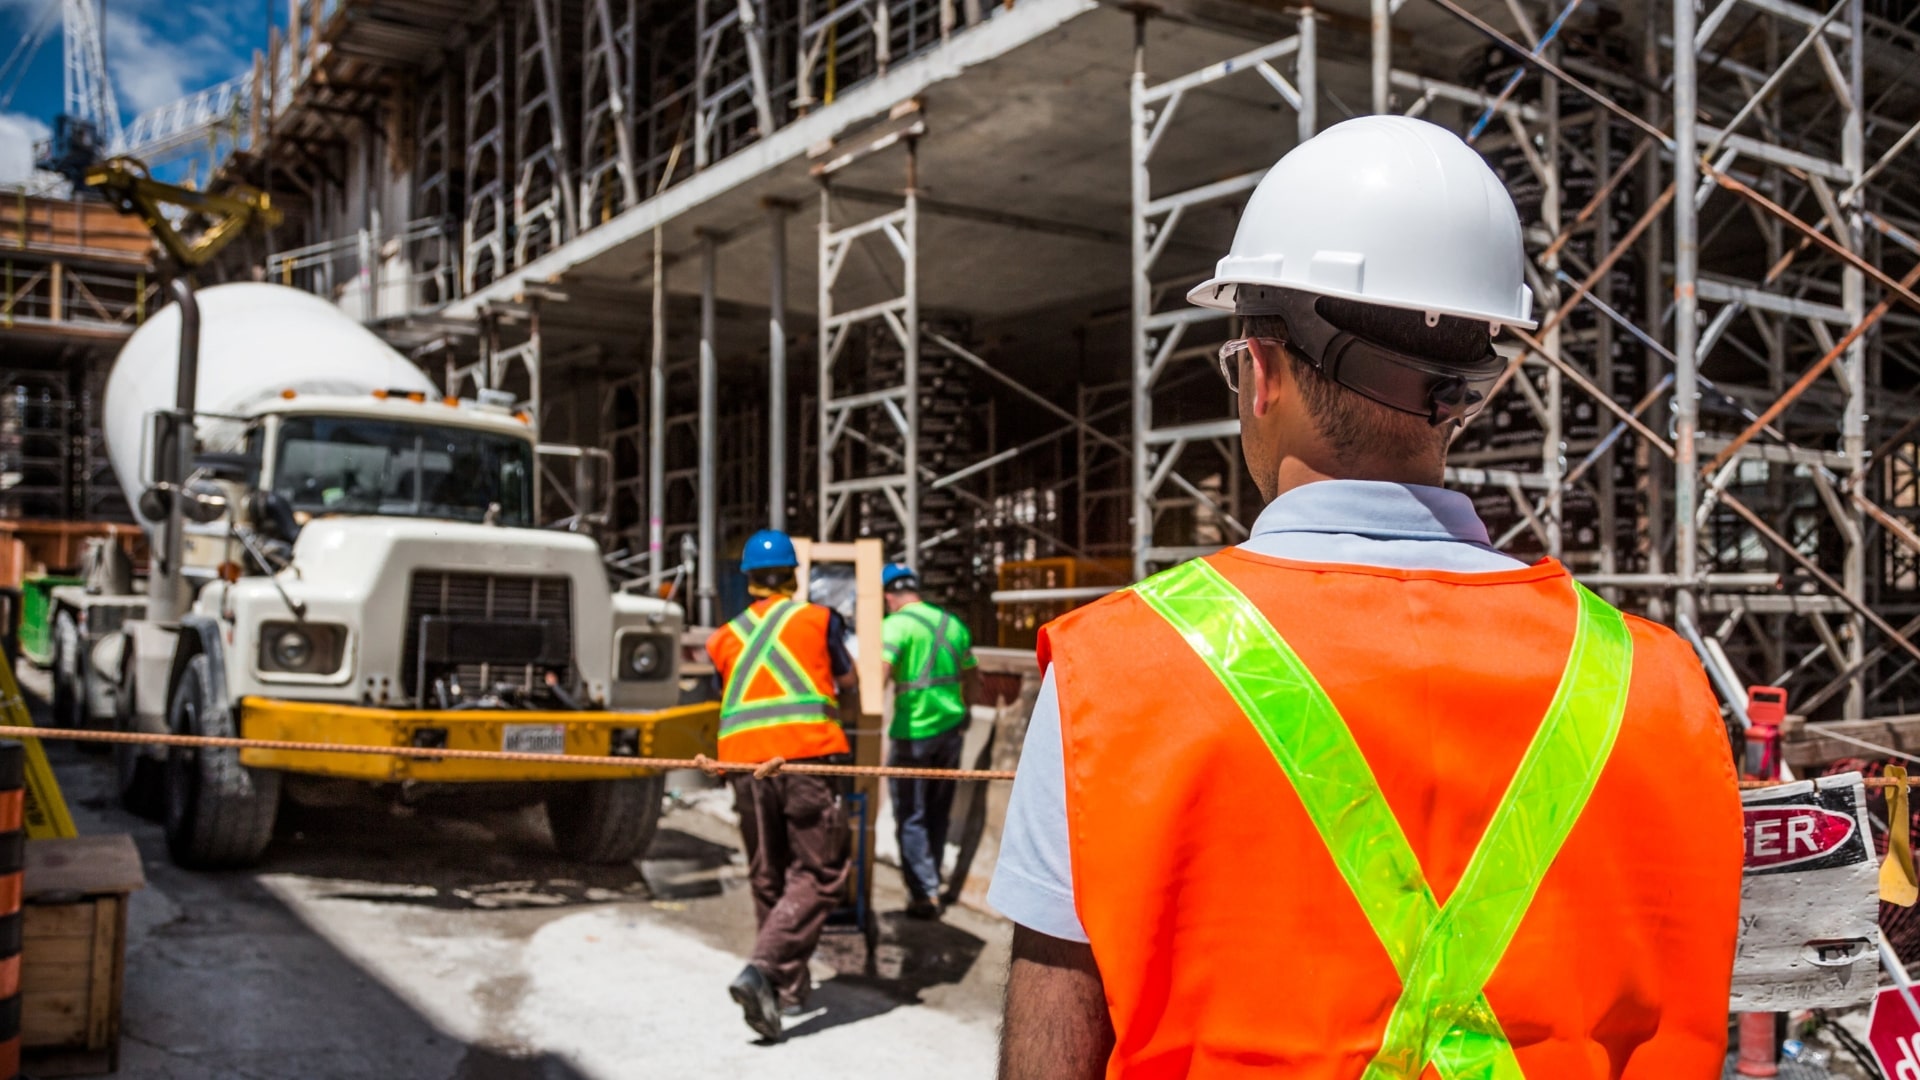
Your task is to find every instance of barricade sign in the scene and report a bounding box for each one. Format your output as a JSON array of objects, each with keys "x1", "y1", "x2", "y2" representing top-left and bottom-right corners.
[
  {"x1": 1730, "y1": 772, "x2": 1879, "y2": 1010},
  {"x1": 0, "y1": 651, "x2": 73, "y2": 840},
  {"x1": 1871, "y1": 985, "x2": 1920, "y2": 1079}
]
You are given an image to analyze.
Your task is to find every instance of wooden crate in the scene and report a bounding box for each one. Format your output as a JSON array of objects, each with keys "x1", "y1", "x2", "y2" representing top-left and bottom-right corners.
[{"x1": 20, "y1": 835, "x2": 144, "y2": 1077}]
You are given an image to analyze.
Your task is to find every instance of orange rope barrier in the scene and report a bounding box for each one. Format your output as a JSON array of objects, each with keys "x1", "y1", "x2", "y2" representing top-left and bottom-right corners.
[{"x1": 0, "y1": 725, "x2": 1017, "y2": 782}]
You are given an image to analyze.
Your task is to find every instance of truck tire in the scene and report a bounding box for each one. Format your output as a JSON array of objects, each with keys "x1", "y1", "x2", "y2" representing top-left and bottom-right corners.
[
  {"x1": 49, "y1": 610, "x2": 81, "y2": 730},
  {"x1": 545, "y1": 775, "x2": 664, "y2": 864},
  {"x1": 163, "y1": 654, "x2": 280, "y2": 868},
  {"x1": 112, "y1": 657, "x2": 162, "y2": 818}
]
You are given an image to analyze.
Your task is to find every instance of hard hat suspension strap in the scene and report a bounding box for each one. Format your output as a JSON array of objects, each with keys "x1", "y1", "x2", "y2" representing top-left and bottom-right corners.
[
  {"x1": 1243, "y1": 288, "x2": 1506, "y2": 427},
  {"x1": 1131, "y1": 559, "x2": 1633, "y2": 1079}
]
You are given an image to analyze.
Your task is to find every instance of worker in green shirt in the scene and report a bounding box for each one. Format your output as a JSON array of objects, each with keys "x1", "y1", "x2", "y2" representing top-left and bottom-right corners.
[{"x1": 880, "y1": 562, "x2": 979, "y2": 919}]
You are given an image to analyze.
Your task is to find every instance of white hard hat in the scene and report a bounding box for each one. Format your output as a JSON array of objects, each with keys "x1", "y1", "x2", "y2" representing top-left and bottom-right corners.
[{"x1": 1188, "y1": 115, "x2": 1536, "y2": 329}]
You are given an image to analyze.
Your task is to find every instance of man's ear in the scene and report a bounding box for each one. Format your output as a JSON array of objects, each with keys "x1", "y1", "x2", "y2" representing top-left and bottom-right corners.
[{"x1": 1247, "y1": 338, "x2": 1288, "y2": 419}]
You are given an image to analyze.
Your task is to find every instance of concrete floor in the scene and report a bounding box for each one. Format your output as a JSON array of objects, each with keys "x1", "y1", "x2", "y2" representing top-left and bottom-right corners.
[{"x1": 23, "y1": 670, "x2": 1009, "y2": 1080}]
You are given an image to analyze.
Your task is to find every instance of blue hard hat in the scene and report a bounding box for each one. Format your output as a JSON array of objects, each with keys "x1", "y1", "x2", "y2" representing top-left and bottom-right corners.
[
  {"x1": 883, "y1": 563, "x2": 918, "y2": 588},
  {"x1": 740, "y1": 529, "x2": 798, "y2": 572}
]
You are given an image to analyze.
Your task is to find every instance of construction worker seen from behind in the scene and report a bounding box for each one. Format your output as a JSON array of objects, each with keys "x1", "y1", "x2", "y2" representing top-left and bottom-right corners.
[
  {"x1": 706, "y1": 528, "x2": 859, "y2": 1043},
  {"x1": 991, "y1": 115, "x2": 1743, "y2": 1079},
  {"x1": 880, "y1": 562, "x2": 979, "y2": 919}
]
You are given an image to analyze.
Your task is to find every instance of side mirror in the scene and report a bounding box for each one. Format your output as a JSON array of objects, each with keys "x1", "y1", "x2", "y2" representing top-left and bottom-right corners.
[
  {"x1": 248, "y1": 490, "x2": 301, "y2": 542},
  {"x1": 137, "y1": 481, "x2": 226, "y2": 524},
  {"x1": 181, "y1": 479, "x2": 228, "y2": 524},
  {"x1": 136, "y1": 485, "x2": 169, "y2": 522}
]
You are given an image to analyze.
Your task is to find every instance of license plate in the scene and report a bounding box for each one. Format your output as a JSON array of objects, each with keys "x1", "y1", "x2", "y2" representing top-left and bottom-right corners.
[{"x1": 503, "y1": 723, "x2": 567, "y2": 755}]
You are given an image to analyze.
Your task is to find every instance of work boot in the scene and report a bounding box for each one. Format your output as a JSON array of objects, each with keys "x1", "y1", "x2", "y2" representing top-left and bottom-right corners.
[
  {"x1": 906, "y1": 896, "x2": 941, "y2": 920},
  {"x1": 728, "y1": 964, "x2": 783, "y2": 1042}
]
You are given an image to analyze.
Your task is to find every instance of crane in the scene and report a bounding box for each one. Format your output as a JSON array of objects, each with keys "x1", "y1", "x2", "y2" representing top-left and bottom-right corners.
[{"x1": 28, "y1": 0, "x2": 254, "y2": 186}]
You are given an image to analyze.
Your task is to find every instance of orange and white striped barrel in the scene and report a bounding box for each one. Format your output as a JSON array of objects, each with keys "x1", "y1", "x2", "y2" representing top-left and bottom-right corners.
[{"x1": 0, "y1": 742, "x2": 25, "y2": 1080}]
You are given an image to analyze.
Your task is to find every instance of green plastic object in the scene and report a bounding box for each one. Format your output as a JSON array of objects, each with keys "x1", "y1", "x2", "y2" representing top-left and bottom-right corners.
[{"x1": 17, "y1": 575, "x2": 83, "y2": 668}]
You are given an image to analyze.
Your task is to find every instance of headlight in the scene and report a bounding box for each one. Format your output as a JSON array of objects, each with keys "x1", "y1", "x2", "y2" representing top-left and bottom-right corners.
[
  {"x1": 258, "y1": 621, "x2": 346, "y2": 675},
  {"x1": 618, "y1": 632, "x2": 673, "y2": 682},
  {"x1": 273, "y1": 629, "x2": 312, "y2": 669}
]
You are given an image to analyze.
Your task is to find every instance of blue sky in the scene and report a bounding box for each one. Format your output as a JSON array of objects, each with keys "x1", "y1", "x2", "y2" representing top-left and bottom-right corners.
[{"x1": 1, "y1": 0, "x2": 271, "y2": 182}]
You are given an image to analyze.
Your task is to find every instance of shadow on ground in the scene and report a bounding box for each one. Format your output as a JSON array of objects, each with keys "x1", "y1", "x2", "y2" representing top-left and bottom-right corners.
[{"x1": 781, "y1": 911, "x2": 989, "y2": 1040}]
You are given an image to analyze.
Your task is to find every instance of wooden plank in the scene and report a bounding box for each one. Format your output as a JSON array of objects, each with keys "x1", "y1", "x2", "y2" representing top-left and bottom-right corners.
[
  {"x1": 24, "y1": 936, "x2": 92, "y2": 970},
  {"x1": 21, "y1": 1046, "x2": 115, "y2": 1077},
  {"x1": 24, "y1": 835, "x2": 146, "y2": 899},
  {"x1": 105, "y1": 896, "x2": 126, "y2": 1066},
  {"x1": 1781, "y1": 712, "x2": 1920, "y2": 768},
  {"x1": 84, "y1": 898, "x2": 114, "y2": 1050},
  {"x1": 22, "y1": 990, "x2": 88, "y2": 1047},
  {"x1": 20, "y1": 962, "x2": 90, "y2": 995},
  {"x1": 22, "y1": 1046, "x2": 114, "y2": 1077},
  {"x1": 22, "y1": 908, "x2": 94, "y2": 942}
]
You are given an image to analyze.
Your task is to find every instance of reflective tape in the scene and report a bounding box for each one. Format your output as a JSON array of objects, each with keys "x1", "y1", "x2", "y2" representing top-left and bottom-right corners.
[
  {"x1": 893, "y1": 607, "x2": 965, "y2": 695},
  {"x1": 1133, "y1": 560, "x2": 1631, "y2": 1080},
  {"x1": 720, "y1": 601, "x2": 834, "y2": 736}
]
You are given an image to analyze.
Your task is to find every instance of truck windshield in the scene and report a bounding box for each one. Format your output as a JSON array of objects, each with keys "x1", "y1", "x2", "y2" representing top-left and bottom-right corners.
[{"x1": 273, "y1": 416, "x2": 534, "y2": 527}]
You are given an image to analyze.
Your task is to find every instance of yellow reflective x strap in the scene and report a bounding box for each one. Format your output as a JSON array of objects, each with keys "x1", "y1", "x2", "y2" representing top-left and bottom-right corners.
[{"x1": 1132, "y1": 560, "x2": 1632, "y2": 1080}]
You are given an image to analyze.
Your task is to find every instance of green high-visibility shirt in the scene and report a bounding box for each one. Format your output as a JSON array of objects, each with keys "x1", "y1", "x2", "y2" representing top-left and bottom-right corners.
[{"x1": 881, "y1": 601, "x2": 976, "y2": 740}]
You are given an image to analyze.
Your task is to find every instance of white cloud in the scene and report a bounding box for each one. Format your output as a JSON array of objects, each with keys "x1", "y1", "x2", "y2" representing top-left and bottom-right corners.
[
  {"x1": 0, "y1": 112, "x2": 50, "y2": 184},
  {"x1": 102, "y1": 4, "x2": 254, "y2": 118}
]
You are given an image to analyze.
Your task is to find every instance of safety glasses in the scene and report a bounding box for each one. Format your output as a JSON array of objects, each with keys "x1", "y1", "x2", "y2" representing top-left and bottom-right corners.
[{"x1": 1216, "y1": 337, "x2": 1286, "y2": 395}]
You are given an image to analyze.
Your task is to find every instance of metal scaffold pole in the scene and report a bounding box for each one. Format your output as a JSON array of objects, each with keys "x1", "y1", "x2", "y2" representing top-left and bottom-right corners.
[
  {"x1": 1671, "y1": 0, "x2": 1700, "y2": 624},
  {"x1": 698, "y1": 231, "x2": 719, "y2": 626},
  {"x1": 648, "y1": 229, "x2": 667, "y2": 588},
  {"x1": 768, "y1": 199, "x2": 790, "y2": 533}
]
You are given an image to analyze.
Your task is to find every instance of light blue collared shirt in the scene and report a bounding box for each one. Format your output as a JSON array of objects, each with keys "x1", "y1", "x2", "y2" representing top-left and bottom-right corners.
[{"x1": 986, "y1": 479, "x2": 1528, "y2": 942}]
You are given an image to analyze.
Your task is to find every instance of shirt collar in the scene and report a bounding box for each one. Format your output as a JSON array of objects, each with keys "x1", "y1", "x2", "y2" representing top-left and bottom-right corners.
[{"x1": 1249, "y1": 479, "x2": 1496, "y2": 546}]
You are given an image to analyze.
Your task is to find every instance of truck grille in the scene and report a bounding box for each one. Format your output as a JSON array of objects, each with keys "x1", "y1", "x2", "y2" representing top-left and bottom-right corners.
[{"x1": 402, "y1": 571, "x2": 574, "y2": 704}]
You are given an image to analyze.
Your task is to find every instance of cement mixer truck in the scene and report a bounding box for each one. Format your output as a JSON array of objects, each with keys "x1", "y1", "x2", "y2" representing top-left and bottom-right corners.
[{"x1": 48, "y1": 282, "x2": 716, "y2": 868}]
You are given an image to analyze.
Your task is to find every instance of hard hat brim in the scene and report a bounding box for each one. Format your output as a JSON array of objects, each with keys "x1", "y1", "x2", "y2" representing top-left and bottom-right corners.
[{"x1": 1187, "y1": 277, "x2": 1540, "y2": 332}]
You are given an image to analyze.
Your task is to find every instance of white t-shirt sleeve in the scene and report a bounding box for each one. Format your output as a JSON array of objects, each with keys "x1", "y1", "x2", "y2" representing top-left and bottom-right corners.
[{"x1": 986, "y1": 668, "x2": 1088, "y2": 943}]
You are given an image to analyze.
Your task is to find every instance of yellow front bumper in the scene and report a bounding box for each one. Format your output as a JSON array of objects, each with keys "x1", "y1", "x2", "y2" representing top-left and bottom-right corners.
[{"x1": 237, "y1": 698, "x2": 719, "y2": 782}]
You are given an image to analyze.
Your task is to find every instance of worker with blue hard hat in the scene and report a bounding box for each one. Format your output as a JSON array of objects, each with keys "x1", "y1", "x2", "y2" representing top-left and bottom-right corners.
[
  {"x1": 879, "y1": 562, "x2": 978, "y2": 919},
  {"x1": 705, "y1": 527, "x2": 859, "y2": 1041}
]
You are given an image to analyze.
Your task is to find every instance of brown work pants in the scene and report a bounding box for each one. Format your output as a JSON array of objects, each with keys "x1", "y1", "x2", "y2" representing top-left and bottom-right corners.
[{"x1": 730, "y1": 768, "x2": 851, "y2": 1006}]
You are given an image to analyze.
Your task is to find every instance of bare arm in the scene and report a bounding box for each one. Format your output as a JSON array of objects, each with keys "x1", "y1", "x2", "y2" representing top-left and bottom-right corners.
[{"x1": 1000, "y1": 925, "x2": 1112, "y2": 1080}]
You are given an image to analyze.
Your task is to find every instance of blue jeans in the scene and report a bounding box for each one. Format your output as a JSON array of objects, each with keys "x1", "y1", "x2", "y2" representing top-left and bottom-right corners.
[{"x1": 888, "y1": 726, "x2": 966, "y2": 904}]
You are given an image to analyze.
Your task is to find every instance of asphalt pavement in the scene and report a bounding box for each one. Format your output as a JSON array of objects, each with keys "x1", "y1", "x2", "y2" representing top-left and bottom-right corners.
[{"x1": 22, "y1": 668, "x2": 1008, "y2": 1079}]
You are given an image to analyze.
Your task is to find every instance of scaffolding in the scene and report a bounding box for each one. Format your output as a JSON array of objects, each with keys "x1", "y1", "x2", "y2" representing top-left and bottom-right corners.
[{"x1": 124, "y1": 0, "x2": 1920, "y2": 724}]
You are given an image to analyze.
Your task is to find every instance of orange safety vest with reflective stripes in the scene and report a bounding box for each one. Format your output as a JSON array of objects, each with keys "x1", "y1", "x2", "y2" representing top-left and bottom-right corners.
[
  {"x1": 1038, "y1": 551, "x2": 1742, "y2": 1079},
  {"x1": 706, "y1": 596, "x2": 850, "y2": 764}
]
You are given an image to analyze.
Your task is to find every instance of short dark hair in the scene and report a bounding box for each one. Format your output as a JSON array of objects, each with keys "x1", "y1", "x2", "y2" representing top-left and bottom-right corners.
[
  {"x1": 1244, "y1": 298, "x2": 1489, "y2": 465},
  {"x1": 748, "y1": 567, "x2": 797, "y2": 592}
]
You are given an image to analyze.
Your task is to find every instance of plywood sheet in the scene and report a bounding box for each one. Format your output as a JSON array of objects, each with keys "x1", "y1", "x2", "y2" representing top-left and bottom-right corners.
[{"x1": 24, "y1": 835, "x2": 145, "y2": 900}]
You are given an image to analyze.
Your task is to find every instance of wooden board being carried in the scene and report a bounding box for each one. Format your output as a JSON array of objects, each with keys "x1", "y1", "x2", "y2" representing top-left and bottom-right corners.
[{"x1": 1731, "y1": 772, "x2": 1881, "y2": 1011}]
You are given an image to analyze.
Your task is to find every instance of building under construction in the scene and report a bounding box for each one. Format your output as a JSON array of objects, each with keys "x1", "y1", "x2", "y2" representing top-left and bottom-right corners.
[{"x1": 10, "y1": 0, "x2": 1920, "y2": 733}]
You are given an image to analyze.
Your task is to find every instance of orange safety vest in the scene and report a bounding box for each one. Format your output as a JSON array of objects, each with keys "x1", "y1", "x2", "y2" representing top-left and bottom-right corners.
[
  {"x1": 706, "y1": 596, "x2": 850, "y2": 764},
  {"x1": 1039, "y1": 551, "x2": 1742, "y2": 1079}
]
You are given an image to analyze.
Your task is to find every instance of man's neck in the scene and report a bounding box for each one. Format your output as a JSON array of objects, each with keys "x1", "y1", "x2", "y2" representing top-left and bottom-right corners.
[{"x1": 1271, "y1": 455, "x2": 1444, "y2": 498}]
